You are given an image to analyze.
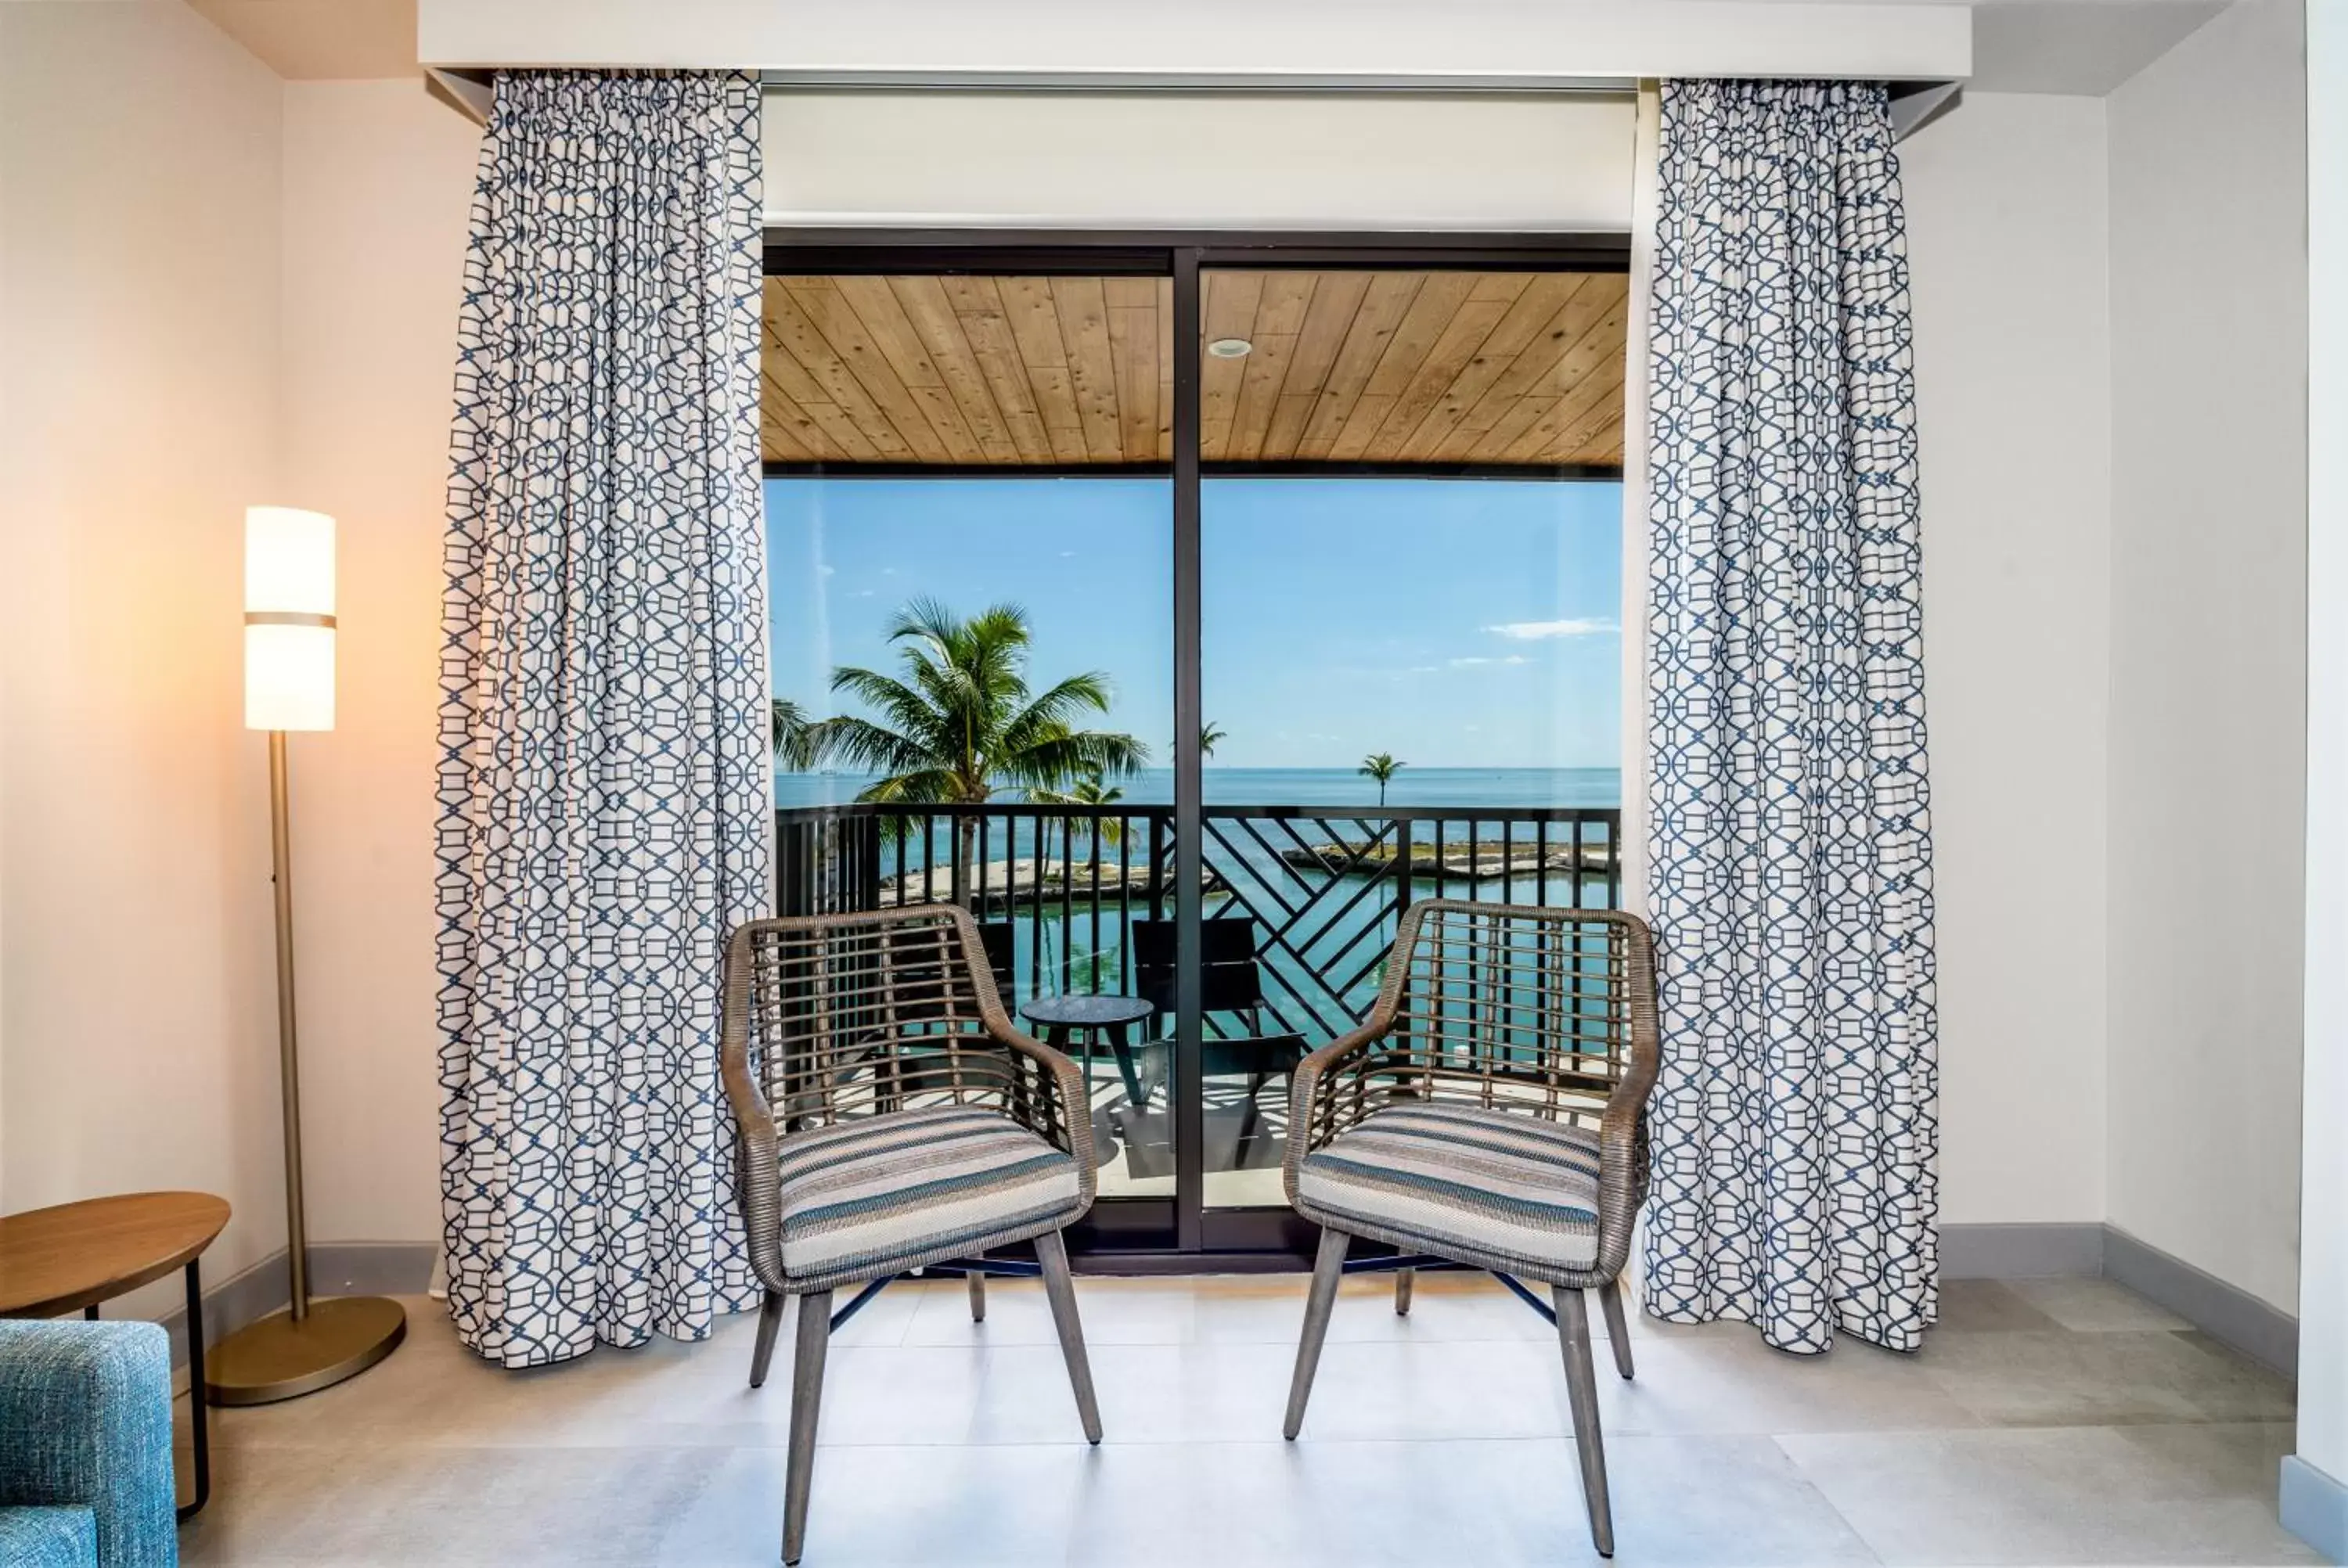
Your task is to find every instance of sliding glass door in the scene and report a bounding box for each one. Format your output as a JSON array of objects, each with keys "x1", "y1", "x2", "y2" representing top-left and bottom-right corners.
[{"x1": 762, "y1": 238, "x2": 1628, "y2": 1262}]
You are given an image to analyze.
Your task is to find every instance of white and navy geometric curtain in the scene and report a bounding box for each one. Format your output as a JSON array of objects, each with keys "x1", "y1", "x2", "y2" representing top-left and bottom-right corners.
[
  {"x1": 435, "y1": 72, "x2": 771, "y2": 1368},
  {"x1": 1641, "y1": 79, "x2": 1939, "y2": 1356}
]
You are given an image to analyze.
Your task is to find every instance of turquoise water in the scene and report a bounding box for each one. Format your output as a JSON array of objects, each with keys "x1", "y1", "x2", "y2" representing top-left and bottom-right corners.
[{"x1": 774, "y1": 767, "x2": 1624, "y2": 1038}]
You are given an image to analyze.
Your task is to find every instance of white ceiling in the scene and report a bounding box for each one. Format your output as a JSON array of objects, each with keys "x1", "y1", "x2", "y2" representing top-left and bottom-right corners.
[{"x1": 183, "y1": 0, "x2": 2235, "y2": 95}]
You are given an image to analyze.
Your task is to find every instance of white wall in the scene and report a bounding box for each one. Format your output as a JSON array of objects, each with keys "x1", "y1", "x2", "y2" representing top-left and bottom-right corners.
[
  {"x1": 764, "y1": 92, "x2": 1636, "y2": 229},
  {"x1": 276, "y1": 80, "x2": 481, "y2": 1250},
  {"x1": 2105, "y1": 0, "x2": 2307, "y2": 1315},
  {"x1": 0, "y1": 0, "x2": 290, "y2": 1296},
  {"x1": 1901, "y1": 92, "x2": 2115, "y2": 1227},
  {"x1": 2298, "y1": 0, "x2": 2346, "y2": 1501}
]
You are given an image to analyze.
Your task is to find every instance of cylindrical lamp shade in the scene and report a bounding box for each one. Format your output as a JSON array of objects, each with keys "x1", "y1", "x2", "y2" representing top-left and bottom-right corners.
[{"x1": 244, "y1": 506, "x2": 337, "y2": 732}]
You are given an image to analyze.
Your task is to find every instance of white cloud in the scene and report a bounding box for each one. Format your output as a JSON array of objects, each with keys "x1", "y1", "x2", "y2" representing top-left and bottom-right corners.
[
  {"x1": 1485, "y1": 617, "x2": 1619, "y2": 640},
  {"x1": 1449, "y1": 654, "x2": 1532, "y2": 667}
]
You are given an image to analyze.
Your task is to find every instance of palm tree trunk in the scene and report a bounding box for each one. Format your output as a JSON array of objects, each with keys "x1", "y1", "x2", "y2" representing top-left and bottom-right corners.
[{"x1": 951, "y1": 815, "x2": 974, "y2": 909}]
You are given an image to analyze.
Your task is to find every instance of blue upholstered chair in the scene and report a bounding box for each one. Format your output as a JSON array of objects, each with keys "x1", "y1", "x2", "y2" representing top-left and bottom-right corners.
[{"x1": 0, "y1": 1320, "x2": 178, "y2": 1567}]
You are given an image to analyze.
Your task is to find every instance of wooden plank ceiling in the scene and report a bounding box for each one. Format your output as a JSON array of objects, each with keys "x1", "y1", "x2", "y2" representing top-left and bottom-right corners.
[{"x1": 762, "y1": 270, "x2": 1628, "y2": 469}]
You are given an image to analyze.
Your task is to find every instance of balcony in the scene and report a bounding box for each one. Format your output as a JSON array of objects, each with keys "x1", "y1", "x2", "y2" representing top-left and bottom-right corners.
[{"x1": 776, "y1": 798, "x2": 1622, "y2": 1204}]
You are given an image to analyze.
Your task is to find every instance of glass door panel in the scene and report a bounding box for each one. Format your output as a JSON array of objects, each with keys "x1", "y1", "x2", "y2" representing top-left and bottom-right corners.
[
  {"x1": 762, "y1": 268, "x2": 1178, "y2": 1241},
  {"x1": 1194, "y1": 265, "x2": 1630, "y2": 1218}
]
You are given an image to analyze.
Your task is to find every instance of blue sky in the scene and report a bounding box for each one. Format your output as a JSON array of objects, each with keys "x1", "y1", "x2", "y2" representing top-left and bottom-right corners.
[{"x1": 766, "y1": 476, "x2": 1622, "y2": 770}]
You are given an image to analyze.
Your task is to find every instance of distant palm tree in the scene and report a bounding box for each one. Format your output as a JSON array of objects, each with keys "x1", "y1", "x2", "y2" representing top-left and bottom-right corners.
[
  {"x1": 796, "y1": 599, "x2": 1148, "y2": 902},
  {"x1": 1359, "y1": 751, "x2": 1404, "y2": 806},
  {"x1": 1038, "y1": 765, "x2": 1127, "y2": 878},
  {"x1": 1032, "y1": 766, "x2": 1127, "y2": 854},
  {"x1": 772, "y1": 697, "x2": 817, "y2": 770},
  {"x1": 1199, "y1": 721, "x2": 1226, "y2": 760}
]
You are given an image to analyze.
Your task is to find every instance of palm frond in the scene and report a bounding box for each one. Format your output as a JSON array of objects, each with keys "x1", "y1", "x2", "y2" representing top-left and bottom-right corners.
[
  {"x1": 1000, "y1": 729, "x2": 1150, "y2": 790},
  {"x1": 999, "y1": 673, "x2": 1122, "y2": 757},
  {"x1": 804, "y1": 715, "x2": 933, "y2": 779},
  {"x1": 772, "y1": 698, "x2": 819, "y2": 769}
]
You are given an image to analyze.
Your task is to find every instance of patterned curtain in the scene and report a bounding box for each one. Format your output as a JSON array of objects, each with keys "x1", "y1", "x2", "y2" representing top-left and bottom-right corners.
[
  {"x1": 1640, "y1": 79, "x2": 1939, "y2": 1355},
  {"x1": 435, "y1": 73, "x2": 771, "y2": 1368}
]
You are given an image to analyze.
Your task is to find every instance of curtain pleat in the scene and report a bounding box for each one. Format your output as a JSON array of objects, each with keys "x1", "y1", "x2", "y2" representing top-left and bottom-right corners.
[
  {"x1": 1641, "y1": 78, "x2": 1939, "y2": 1354},
  {"x1": 435, "y1": 72, "x2": 770, "y2": 1368}
]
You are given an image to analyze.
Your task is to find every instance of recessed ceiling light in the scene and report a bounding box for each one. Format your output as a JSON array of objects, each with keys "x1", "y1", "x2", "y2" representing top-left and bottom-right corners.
[{"x1": 1207, "y1": 337, "x2": 1252, "y2": 358}]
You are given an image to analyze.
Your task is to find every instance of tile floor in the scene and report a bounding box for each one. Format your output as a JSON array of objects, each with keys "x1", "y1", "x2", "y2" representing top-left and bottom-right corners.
[{"x1": 177, "y1": 1272, "x2": 2316, "y2": 1566}]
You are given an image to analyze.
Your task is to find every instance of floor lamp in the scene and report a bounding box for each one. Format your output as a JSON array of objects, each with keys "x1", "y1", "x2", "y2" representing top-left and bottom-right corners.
[{"x1": 206, "y1": 505, "x2": 406, "y2": 1404}]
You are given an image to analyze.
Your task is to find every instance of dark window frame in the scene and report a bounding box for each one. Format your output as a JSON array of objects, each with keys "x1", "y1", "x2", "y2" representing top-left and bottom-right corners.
[{"x1": 762, "y1": 227, "x2": 1633, "y2": 1266}]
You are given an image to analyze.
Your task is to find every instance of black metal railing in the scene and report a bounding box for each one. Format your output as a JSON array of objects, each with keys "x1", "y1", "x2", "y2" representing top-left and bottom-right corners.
[{"x1": 776, "y1": 800, "x2": 1622, "y2": 1044}]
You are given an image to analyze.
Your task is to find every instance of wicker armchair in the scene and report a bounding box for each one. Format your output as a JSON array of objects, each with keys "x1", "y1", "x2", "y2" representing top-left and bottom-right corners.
[
  {"x1": 1279, "y1": 900, "x2": 1659, "y2": 1558},
  {"x1": 721, "y1": 905, "x2": 1102, "y2": 1566}
]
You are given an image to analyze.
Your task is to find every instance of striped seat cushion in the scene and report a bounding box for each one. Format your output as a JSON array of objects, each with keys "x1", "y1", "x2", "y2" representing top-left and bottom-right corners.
[
  {"x1": 1296, "y1": 1102, "x2": 1603, "y2": 1273},
  {"x1": 778, "y1": 1106, "x2": 1083, "y2": 1287}
]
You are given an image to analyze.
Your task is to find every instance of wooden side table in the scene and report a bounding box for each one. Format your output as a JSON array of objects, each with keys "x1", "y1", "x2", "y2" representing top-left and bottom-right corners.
[{"x1": 0, "y1": 1191, "x2": 232, "y2": 1520}]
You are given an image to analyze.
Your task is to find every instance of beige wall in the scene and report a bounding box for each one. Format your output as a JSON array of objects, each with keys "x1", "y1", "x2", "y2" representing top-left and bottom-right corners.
[
  {"x1": 0, "y1": 8, "x2": 476, "y2": 1307},
  {"x1": 276, "y1": 79, "x2": 479, "y2": 1250},
  {"x1": 0, "y1": 0, "x2": 291, "y2": 1296},
  {"x1": 1901, "y1": 92, "x2": 2116, "y2": 1227},
  {"x1": 2106, "y1": 0, "x2": 2307, "y2": 1314}
]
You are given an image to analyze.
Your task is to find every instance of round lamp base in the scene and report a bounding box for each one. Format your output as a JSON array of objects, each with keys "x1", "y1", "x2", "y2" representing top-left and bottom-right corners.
[{"x1": 203, "y1": 1294, "x2": 406, "y2": 1405}]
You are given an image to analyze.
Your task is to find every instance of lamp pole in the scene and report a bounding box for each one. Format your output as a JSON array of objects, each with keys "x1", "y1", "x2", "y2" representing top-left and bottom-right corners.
[
  {"x1": 268, "y1": 728, "x2": 309, "y2": 1322},
  {"x1": 206, "y1": 507, "x2": 404, "y2": 1404}
]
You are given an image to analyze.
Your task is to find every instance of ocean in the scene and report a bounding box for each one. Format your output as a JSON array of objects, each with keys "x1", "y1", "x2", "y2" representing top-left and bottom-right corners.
[{"x1": 774, "y1": 765, "x2": 1622, "y2": 812}]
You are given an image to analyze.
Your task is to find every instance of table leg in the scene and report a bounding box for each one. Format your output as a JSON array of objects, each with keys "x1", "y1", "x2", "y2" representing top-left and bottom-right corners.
[
  {"x1": 1108, "y1": 1021, "x2": 1148, "y2": 1109},
  {"x1": 1044, "y1": 1023, "x2": 1090, "y2": 1135},
  {"x1": 83, "y1": 1304, "x2": 99, "y2": 1321},
  {"x1": 178, "y1": 1257, "x2": 209, "y2": 1520}
]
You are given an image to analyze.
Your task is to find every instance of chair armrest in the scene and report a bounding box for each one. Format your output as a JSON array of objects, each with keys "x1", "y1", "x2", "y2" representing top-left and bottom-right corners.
[
  {"x1": 1280, "y1": 1014, "x2": 1402, "y2": 1203},
  {"x1": 981, "y1": 1022, "x2": 1097, "y2": 1206},
  {"x1": 0, "y1": 1320, "x2": 175, "y2": 1567},
  {"x1": 1591, "y1": 915, "x2": 1663, "y2": 1278},
  {"x1": 719, "y1": 926, "x2": 787, "y2": 1294}
]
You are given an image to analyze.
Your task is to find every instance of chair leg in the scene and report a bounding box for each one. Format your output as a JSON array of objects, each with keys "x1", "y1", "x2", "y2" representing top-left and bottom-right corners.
[
  {"x1": 1284, "y1": 1225, "x2": 1349, "y2": 1440},
  {"x1": 967, "y1": 1260, "x2": 988, "y2": 1323},
  {"x1": 1034, "y1": 1230, "x2": 1102, "y2": 1443},
  {"x1": 1235, "y1": 1070, "x2": 1267, "y2": 1164},
  {"x1": 750, "y1": 1289, "x2": 789, "y2": 1389},
  {"x1": 1394, "y1": 1267, "x2": 1414, "y2": 1316},
  {"x1": 783, "y1": 1287, "x2": 833, "y2": 1566},
  {"x1": 1597, "y1": 1277, "x2": 1634, "y2": 1380},
  {"x1": 1554, "y1": 1286, "x2": 1615, "y2": 1558}
]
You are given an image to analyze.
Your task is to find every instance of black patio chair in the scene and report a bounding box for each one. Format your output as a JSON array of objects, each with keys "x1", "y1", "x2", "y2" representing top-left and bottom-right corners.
[{"x1": 1132, "y1": 916, "x2": 1308, "y2": 1165}]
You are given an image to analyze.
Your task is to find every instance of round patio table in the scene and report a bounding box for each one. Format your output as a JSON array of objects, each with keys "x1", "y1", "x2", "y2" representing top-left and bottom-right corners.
[
  {"x1": 0, "y1": 1191, "x2": 230, "y2": 1519},
  {"x1": 1020, "y1": 994, "x2": 1160, "y2": 1109}
]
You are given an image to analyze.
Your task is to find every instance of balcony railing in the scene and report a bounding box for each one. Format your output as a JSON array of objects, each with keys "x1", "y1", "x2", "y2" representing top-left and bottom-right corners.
[{"x1": 776, "y1": 800, "x2": 1622, "y2": 1044}]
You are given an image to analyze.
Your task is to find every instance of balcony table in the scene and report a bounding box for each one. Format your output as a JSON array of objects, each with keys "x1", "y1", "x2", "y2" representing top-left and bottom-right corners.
[
  {"x1": 1018, "y1": 993, "x2": 1161, "y2": 1112},
  {"x1": 0, "y1": 1191, "x2": 229, "y2": 1520}
]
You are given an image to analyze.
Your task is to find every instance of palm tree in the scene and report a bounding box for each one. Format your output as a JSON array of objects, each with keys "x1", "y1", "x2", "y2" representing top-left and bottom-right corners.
[
  {"x1": 1032, "y1": 766, "x2": 1127, "y2": 855},
  {"x1": 798, "y1": 599, "x2": 1148, "y2": 902},
  {"x1": 772, "y1": 697, "x2": 817, "y2": 770},
  {"x1": 1199, "y1": 721, "x2": 1226, "y2": 760},
  {"x1": 1359, "y1": 751, "x2": 1404, "y2": 806}
]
